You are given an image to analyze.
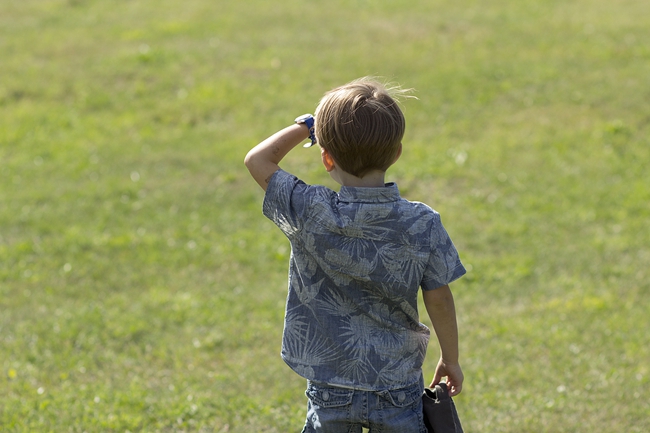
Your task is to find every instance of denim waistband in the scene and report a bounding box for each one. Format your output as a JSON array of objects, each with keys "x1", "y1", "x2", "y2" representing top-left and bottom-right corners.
[{"x1": 307, "y1": 377, "x2": 424, "y2": 394}]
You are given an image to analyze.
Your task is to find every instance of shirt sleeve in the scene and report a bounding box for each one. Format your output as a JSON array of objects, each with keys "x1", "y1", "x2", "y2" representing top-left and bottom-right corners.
[
  {"x1": 421, "y1": 212, "x2": 466, "y2": 291},
  {"x1": 262, "y1": 169, "x2": 310, "y2": 239}
]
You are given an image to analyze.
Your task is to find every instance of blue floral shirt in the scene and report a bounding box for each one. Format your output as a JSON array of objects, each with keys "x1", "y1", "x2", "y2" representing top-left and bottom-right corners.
[{"x1": 263, "y1": 169, "x2": 466, "y2": 391}]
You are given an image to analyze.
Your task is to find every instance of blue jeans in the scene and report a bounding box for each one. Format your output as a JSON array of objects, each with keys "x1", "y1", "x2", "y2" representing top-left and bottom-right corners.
[{"x1": 301, "y1": 380, "x2": 427, "y2": 433}]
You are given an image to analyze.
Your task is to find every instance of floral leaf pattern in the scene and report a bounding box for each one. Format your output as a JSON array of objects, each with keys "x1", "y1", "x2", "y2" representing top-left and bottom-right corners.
[{"x1": 263, "y1": 170, "x2": 465, "y2": 390}]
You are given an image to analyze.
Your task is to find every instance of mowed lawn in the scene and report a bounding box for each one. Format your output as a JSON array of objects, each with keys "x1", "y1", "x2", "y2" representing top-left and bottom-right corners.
[{"x1": 1, "y1": 0, "x2": 648, "y2": 431}]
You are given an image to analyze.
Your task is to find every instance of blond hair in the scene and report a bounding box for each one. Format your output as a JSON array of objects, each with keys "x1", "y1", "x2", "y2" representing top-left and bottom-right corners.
[{"x1": 314, "y1": 78, "x2": 411, "y2": 178}]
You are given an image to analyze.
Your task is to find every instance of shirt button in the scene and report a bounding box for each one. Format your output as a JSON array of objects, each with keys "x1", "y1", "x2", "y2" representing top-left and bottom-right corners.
[
  {"x1": 397, "y1": 392, "x2": 406, "y2": 403},
  {"x1": 322, "y1": 391, "x2": 330, "y2": 401}
]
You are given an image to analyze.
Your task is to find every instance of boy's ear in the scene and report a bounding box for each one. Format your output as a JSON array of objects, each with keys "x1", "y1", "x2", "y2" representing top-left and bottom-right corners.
[{"x1": 321, "y1": 148, "x2": 336, "y2": 172}]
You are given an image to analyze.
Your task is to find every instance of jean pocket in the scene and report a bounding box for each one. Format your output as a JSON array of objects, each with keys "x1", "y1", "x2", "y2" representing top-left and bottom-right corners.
[
  {"x1": 380, "y1": 384, "x2": 421, "y2": 408},
  {"x1": 305, "y1": 384, "x2": 354, "y2": 408}
]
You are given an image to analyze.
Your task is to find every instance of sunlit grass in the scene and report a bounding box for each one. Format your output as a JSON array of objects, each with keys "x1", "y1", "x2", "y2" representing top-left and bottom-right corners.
[{"x1": 1, "y1": 0, "x2": 649, "y2": 431}]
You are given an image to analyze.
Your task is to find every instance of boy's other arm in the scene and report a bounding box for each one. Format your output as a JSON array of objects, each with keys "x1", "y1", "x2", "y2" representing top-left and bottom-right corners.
[
  {"x1": 244, "y1": 124, "x2": 310, "y2": 190},
  {"x1": 423, "y1": 284, "x2": 464, "y2": 396}
]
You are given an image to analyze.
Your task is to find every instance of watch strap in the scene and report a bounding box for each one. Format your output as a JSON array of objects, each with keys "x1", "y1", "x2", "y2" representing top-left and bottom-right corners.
[{"x1": 295, "y1": 114, "x2": 317, "y2": 147}]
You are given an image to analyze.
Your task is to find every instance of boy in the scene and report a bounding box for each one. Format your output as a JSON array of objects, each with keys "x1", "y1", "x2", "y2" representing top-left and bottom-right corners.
[{"x1": 244, "y1": 78, "x2": 466, "y2": 433}]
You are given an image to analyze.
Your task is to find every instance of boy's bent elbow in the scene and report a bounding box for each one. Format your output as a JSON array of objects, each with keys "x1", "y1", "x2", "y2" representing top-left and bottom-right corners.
[
  {"x1": 244, "y1": 149, "x2": 278, "y2": 191},
  {"x1": 244, "y1": 150, "x2": 262, "y2": 176},
  {"x1": 244, "y1": 150, "x2": 255, "y2": 169}
]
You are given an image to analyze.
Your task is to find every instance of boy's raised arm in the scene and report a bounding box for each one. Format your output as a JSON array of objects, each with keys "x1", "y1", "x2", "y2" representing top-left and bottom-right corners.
[
  {"x1": 423, "y1": 284, "x2": 464, "y2": 396},
  {"x1": 244, "y1": 124, "x2": 310, "y2": 190}
]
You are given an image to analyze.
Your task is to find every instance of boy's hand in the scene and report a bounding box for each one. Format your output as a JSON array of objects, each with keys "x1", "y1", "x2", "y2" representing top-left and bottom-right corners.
[{"x1": 431, "y1": 357, "x2": 464, "y2": 397}]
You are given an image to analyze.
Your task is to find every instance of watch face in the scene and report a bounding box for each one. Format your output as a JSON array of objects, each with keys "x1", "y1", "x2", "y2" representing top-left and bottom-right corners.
[{"x1": 295, "y1": 114, "x2": 312, "y2": 123}]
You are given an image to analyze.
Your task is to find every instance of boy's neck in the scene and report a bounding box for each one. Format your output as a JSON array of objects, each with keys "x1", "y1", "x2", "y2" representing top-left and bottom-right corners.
[{"x1": 334, "y1": 169, "x2": 387, "y2": 188}]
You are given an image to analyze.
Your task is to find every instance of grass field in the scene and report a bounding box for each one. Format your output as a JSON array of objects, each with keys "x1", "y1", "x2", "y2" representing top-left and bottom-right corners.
[{"x1": 1, "y1": 0, "x2": 649, "y2": 431}]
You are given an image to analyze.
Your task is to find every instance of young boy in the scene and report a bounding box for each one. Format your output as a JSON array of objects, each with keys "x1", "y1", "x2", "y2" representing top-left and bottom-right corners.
[{"x1": 244, "y1": 78, "x2": 466, "y2": 433}]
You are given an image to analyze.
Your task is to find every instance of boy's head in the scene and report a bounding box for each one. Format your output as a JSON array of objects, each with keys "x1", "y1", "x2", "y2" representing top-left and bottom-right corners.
[{"x1": 315, "y1": 78, "x2": 409, "y2": 179}]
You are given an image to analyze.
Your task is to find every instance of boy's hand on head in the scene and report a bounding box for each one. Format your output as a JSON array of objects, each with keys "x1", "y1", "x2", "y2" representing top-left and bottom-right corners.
[{"x1": 431, "y1": 358, "x2": 464, "y2": 397}]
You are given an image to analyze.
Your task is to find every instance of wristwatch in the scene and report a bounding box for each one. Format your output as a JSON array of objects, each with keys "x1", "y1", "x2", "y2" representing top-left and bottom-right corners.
[{"x1": 295, "y1": 113, "x2": 317, "y2": 147}]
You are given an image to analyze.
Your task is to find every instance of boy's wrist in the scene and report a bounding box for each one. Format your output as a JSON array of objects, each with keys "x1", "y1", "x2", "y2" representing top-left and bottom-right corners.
[{"x1": 294, "y1": 113, "x2": 317, "y2": 147}]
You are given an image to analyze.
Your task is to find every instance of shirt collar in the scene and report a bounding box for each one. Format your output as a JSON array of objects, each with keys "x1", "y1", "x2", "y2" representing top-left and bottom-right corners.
[{"x1": 338, "y1": 183, "x2": 401, "y2": 203}]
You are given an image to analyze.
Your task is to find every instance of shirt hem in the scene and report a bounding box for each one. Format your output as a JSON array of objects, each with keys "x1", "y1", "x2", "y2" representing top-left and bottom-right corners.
[{"x1": 282, "y1": 354, "x2": 424, "y2": 392}]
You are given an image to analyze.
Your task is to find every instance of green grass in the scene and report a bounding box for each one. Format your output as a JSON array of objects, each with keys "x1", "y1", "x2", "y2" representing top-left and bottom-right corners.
[{"x1": 1, "y1": 0, "x2": 649, "y2": 431}]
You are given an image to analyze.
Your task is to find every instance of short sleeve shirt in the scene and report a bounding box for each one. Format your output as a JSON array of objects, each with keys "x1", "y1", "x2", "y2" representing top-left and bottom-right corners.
[{"x1": 263, "y1": 169, "x2": 466, "y2": 390}]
